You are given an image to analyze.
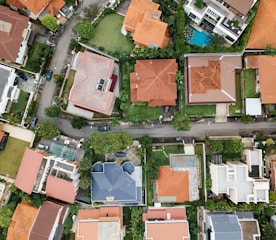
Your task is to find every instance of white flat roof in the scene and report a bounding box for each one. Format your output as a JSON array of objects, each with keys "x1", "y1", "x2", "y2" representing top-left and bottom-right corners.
[{"x1": 245, "y1": 98, "x2": 262, "y2": 115}]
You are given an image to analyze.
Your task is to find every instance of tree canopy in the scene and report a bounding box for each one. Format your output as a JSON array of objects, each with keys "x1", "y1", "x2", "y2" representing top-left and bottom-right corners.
[
  {"x1": 75, "y1": 20, "x2": 94, "y2": 40},
  {"x1": 172, "y1": 112, "x2": 191, "y2": 131},
  {"x1": 88, "y1": 131, "x2": 132, "y2": 155},
  {"x1": 40, "y1": 15, "x2": 59, "y2": 31},
  {"x1": 38, "y1": 121, "x2": 60, "y2": 140}
]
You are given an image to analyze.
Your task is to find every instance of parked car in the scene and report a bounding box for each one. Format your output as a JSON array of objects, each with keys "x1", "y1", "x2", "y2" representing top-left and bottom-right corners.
[
  {"x1": 98, "y1": 125, "x2": 111, "y2": 132},
  {"x1": 37, "y1": 144, "x2": 49, "y2": 150},
  {"x1": 46, "y1": 70, "x2": 53, "y2": 81},
  {"x1": 13, "y1": 77, "x2": 19, "y2": 86},
  {"x1": 31, "y1": 117, "x2": 38, "y2": 128},
  {"x1": 114, "y1": 152, "x2": 126, "y2": 157},
  {"x1": 18, "y1": 73, "x2": 28, "y2": 81}
]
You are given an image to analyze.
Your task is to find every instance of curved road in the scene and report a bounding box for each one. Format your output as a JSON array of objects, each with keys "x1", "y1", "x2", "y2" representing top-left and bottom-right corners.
[{"x1": 36, "y1": 2, "x2": 276, "y2": 140}]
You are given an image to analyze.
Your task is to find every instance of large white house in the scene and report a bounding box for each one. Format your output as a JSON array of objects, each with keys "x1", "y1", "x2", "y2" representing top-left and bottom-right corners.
[{"x1": 184, "y1": 0, "x2": 257, "y2": 45}]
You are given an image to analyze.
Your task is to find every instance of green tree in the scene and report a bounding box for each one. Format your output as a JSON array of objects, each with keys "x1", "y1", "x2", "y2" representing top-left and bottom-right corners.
[
  {"x1": 264, "y1": 207, "x2": 275, "y2": 218},
  {"x1": 44, "y1": 105, "x2": 61, "y2": 117},
  {"x1": 172, "y1": 112, "x2": 191, "y2": 131},
  {"x1": 176, "y1": 71, "x2": 185, "y2": 91},
  {"x1": 69, "y1": 38, "x2": 79, "y2": 50},
  {"x1": 206, "y1": 174, "x2": 212, "y2": 190},
  {"x1": 205, "y1": 199, "x2": 215, "y2": 211},
  {"x1": 239, "y1": 114, "x2": 252, "y2": 124},
  {"x1": 71, "y1": 117, "x2": 87, "y2": 129},
  {"x1": 79, "y1": 157, "x2": 93, "y2": 171},
  {"x1": 195, "y1": 0, "x2": 204, "y2": 9},
  {"x1": 30, "y1": 193, "x2": 47, "y2": 207},
  {"x1": 139, "y1": 135, "x2": 152, "y2": 150},
  {"x1": 79, "y1": 176, "x2": 91, "y2": 190},
  {"x1": 210, "y1": 140, "x2": 224, "y2": 153},
  {"x1": 262, "y1": 223, "x2": 276, "y2": 240},
  {"x1": 53, "y1": 74, "x2": 63, "y2": 85},
  {"x1": 0, "y1": 205, "x2": 13, "y2": 228},
  {"x1": 82, "y1": 3, "x2": 99, "y2": 21},
  {"x1": 265, "y1": 44, "x2": 276, "y2": 56},
  {"x1": 210, "y1": 33, "x2": 226, "y2": 48},
  {"x1": 38, "y1": 121, "x2": 60, "y2": 140},
  {"x1": 40, "y1": 15, "x2": 59, "y2": 31},
  {"x1": 130, "y1": 207, "x2": 144, "y2": 239},
  {"x1": 89, "y1": 131, "x2": 133, "y2": 155},
  {"x1": 76, "y1": 21, "x2": 94, "y2": 40},
  {"x1": 223, "y1": 140, "x2": 243, "y2": 153}
]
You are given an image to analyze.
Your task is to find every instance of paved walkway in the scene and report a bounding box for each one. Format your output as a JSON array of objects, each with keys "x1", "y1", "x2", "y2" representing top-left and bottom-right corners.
[
  {"x1": 215, "y1": 103, "x2": 228, "y2": 123},
  {"x1": 1, "y1": 124, "x2": 34, "y2": 144}
]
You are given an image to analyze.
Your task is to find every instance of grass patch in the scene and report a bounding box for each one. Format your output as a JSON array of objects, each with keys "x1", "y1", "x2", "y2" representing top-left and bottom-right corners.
[
  {"x1": 229, "y1": 71, "x2": 242, "y2": 115},
  {"x1": 62, "y1": 70, "x2": 76, "y2": 104},
  {"x1": 184, "y1": 104, "x2": 216, "y2": 116},
  {"x1": 89, "y1": 14, "x2": 134, "y2": 54},
  {"x1": 125, "y1": 105, "x2": 162, "y2": 122},
  {"x1": 244, "y1": 69, "x2": 259, "y2": 98},
  {"x1": 123, "y1": 207, "x2": 133, "y2": 240},
  {"x1": 0, "y1": 137, "x2": 29, "y2": 178},
  {"x1": 10, "y1": 91, "x2": 29, "y2": 113}
]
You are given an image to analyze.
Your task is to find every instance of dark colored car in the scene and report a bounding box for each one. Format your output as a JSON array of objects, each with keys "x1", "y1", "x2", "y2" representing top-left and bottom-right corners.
[
  {"x1": 114, "y1": 152, "x2": 126, "y2": 157},
  {"x1": 98, "y1": 125, "x2": 110, "y2": 132},
  {"x1": 18, "y1": 73, "x2": 28, "y2": 81},
  {"x1": 46, "y1": 70, "x2": 53, "y2": 81},
  {"x1": 13, "y1": 77, "x2": 19, "y2": 86}
]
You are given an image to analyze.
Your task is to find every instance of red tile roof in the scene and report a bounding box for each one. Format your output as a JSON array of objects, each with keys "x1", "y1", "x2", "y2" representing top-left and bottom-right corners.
[
  {"x1": 0, "y1": 6, "x2": 29, "y2": 63},
  {"x1": 15, "y1": 148, "x2": 43, "y2": 194},
  {"x1": 46, "y1": 175, "x2": 76, "y2": 203},
  {"x1": 29, "y1": 201, "x2": 63, "y2": 240},
  {"x1": 186, "y1": 54, "x2": 242, "y2": 104},
  {"x1": 130, "y1": 59, "x2": 178, "y2": 106},
  {"x1": 69, "y1": 51, "x2": 116, "y2": 115},
  {"x1": 156, "y1": 166, "x2": 190, "y2": 202},
  {"x1": 143, "y1": 207, "x2": 187, "y2": 221},
  {"x1": 246, "y1": 55, "x2": 276, "y2": 104},
  {"x1": 0, "y1": 131, "x2": 4, "y2": 141},
  {"x1": 246, "y1": 0, "x2": 276, "y2": 49},
  {"x1": 224, "y1": 0, "x2": 254, "y2": 16}
]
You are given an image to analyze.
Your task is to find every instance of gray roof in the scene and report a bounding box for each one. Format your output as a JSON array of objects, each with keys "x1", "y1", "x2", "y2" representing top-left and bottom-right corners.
[
  {"x1": 0, "y1": 67, "x2": 10, "y2": 98},
  {"x1": 210, "y1": 214, "x2": 242, "y2": 240},
  {"x1": 91, "y1": 162, "x2": 142, "y2": 204},
  {"x1": 236, "y1": 211, "x2": 254, "y2": 219}
]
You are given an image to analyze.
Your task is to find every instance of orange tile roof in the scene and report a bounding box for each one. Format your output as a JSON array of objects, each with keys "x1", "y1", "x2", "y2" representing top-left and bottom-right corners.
[
  {"x1": 0, "y1": 6, "x2": 29, "y2": 63},
  {"x1": 123, "y1": 0, "x2": 170, "y2": 48},
  {"x1": 45, "y1": 176, "x2": 76, "y2": 203},
  {"x1": 246, "y1": 55, "x2": 276, "y2": 104},
  {"x1": 15, "y1": 148, "x2": 43, "y2": 194},
  {"x1": 0, "y1": 131, "x2": 4, "y2": 141},
  {"x1": 130, "y1": 59, "x2": 178, "y2": 106},
  {"x1": 69, "y1": 51, "x2": 116, "y2": 115},
  {"x1": 246, "y1": 0, "x2": 276, "y2": 49},
  {"x1": 6, "y1": 0, "x2": 25, "y2": 9},
  {"x1": 19, "y1": 0, "x2": 49, "y2": 16},
  {"x1": 123, "y1": 0, "x2": 159, "y2": 32},
  {"x1": 76, "y1": 207, "x2": 123, "y2": 240},
  {"x1": 7, "y1": 202, "x2": 38, "y2": 240},
  {"x1": 45, "y1": 0, "x2": 65, "y2": 16},
  {"x1": 224, "y1": 0, "x2": 254, "y2": 16},
  {"x1": 143, "y1": 207, "x2": 187, "y2": 221},
  {"x1": 156, "y1": 166, "x2": 190, "y2": 202},
  {"x1": 186, "y1": 54, "x2": 242, "y2": 104},
  {"x1": 146, "y1": 221, "x2": 190, "y2": 240}
]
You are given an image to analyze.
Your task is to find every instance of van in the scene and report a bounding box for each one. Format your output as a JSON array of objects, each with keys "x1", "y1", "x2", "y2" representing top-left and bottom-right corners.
[{"x1": 38, "y1": 144, "x2": 49, "y2": 150}]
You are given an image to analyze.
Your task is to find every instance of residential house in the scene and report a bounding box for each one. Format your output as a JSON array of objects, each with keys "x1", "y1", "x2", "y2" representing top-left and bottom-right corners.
[
  {"x1": 155, "y1": 153, "x2": 200, "y2": 203},
  {"x1": 0, "y1": 6, "x2": 32, "y2": 64},
  {"x1": 243, "y1": 148, "x2": 263, "y2": 178},
  {"x1": 185, "y1": 53, "x2": 242, "y2": 104},
  {"x1": 68, "y1": 51, "x2": 117, "y2": 118},
  {"x1": 245, "y1": 98, "x2": 262, "y2": 116},
  {"x1": 143, "y1": 206, "x2": 190, "y2": 240},
  {"x1": 247, "y1": 0, "x2": 276, "y2": 49},
  {"x1": 91, "y1": 161, "x2": 143, "y2": 205},
  {"x1": 6, "y1": 0, "x2": 71, "y2": 23},
  {"x1": 210, "y1": 161, "x2": 269, "y2": 204},
  {"x1": 204, "y1": 211, "x2": 261, "y2": 240},
  {"x1": 130, "y1": 59, "x2": 178, "y2": 106},
  {"x1": 122, "y1": 0, "x2": 170, "y2": 48},
  {"x1": 15, "y1": 148, "x2": 80, "y2": 203},
  {"x1": 7, "y1": 202, "x2": 38, "y2": 240},
  {"x1": 0, "y1": 64, "x2": 20, "y2": 116},
  {"x1": 75, "y1": 206, "x2": 125, "y2": 240},
  {"x1": 29, "y1": 201, "x2": 69, "y2": 240},
  {"x1": 184, "y1": 0, "x2": 257, "y2": 45},
  {"x1": 245, "y1": 55, "x2": 276, "y2": 104}
]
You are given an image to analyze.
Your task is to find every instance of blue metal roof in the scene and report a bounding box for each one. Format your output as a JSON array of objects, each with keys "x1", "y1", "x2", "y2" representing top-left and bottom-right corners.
[
  {"x1": 92, "y1": 162, "x2": 103, "y2": 172},
  {"x1": 91, "y1": 162, "x2": 142, "y2": 204},
  {"x1": 122, "y1": 162, "x2": 135, "y2": 175}
]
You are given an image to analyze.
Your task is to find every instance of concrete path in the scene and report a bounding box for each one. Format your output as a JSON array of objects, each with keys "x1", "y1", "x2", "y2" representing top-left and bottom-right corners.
[{"x1": 2, "y1": 124, "x2": 34, "y2": 144}]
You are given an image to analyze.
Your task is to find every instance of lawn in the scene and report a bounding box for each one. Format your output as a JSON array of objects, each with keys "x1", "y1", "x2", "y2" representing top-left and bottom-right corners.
[
  {"x1": 184, "y1": 104, "x2": 216, "y2": 116},
  {"x1": 89, "y1": 14, "x2": 134, "y2": 54},
  {"x1": 229, "y1": 71, "x2": 242, "y2": 115},
  {"x1": 244, "y1": 69, "x2": 259, "y2": 98},
  {"x1": 123, "y1": 207, "x2": 133, "y2": 240},
  {"x1": 10, "y1": 91, "x2": 29, "y2": 113},
  {"x1": 62, "y1": 70, "x2": 76, "y2": 104},
  {"x1": 125, "y1": 104, "x2": 162, "y2": 122},
  {"x1": 0, "y1": 137, "x2": 30, "y2": 178}
]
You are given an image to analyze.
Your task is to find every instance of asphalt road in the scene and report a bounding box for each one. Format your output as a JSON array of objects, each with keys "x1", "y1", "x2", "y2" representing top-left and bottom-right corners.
[{"x1": 35, "y1": 2, "x2": 276, "y2": 141}]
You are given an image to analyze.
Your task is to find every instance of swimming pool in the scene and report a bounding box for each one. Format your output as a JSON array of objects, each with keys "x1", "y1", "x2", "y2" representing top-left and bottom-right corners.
[{"x1": 188, "y1": 26, "x2": 211, "y2": 47}]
